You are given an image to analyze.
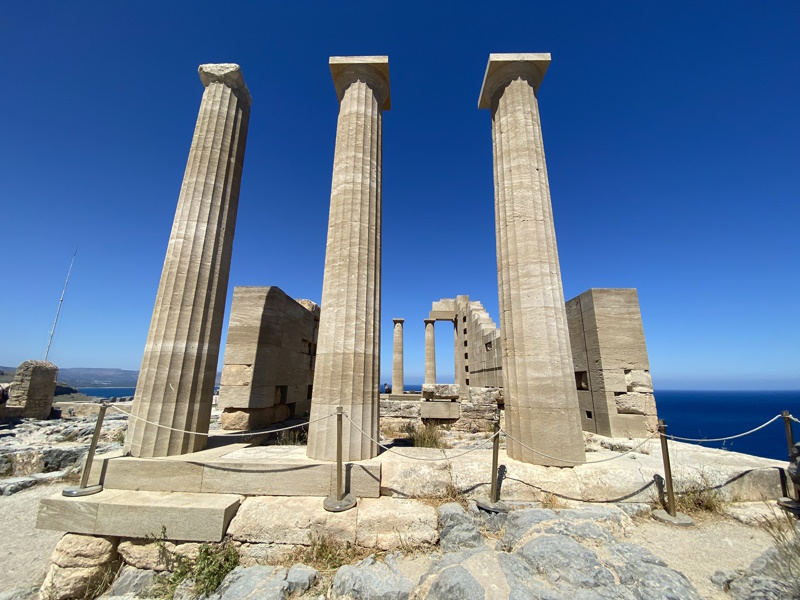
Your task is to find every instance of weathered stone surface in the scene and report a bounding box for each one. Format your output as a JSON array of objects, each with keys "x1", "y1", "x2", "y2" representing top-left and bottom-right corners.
[
  {"x1": 380, "y1": 399, "x2": 421, "y2": 419},
  {"x1": 625, "y1": 370, "x2": 653, "y2": 393},
  {"x1": 286, "y1": 564, "x2": 317, "y2": 595},
  {"x1": 356, "y1": 498, "x2": 438, "y2": 550},
  {"x1": 220, "y1": 405, "x2": 291, "y2": 431},
  {"x1": 117, "y1": 540, "x2": 172, "y2": 571},
  {"x1": 6, "y1": 360, "x2": 58, "y2": 419},
  {"x1": 425, "y1": 565, "x2": 485, "y2": 600},
  {"x1": 227, "y1": 496, "x2": 356, "y2": 545},
  {"x1": 306, "y1": 56, "x2": 390, "y2": 462},
  {"x1": 208, "y1": 565, "x2": 288, "y2": 600},
  {"x1": 728, "y1": 575, "x2": 793, "y2": 600},
  {"x1": 437, "y1": 503, "x2": 485, "y2": 553},
  {"x1": 104, "y1": 566, "x2": 156, "y2": 597},
  {"x1": 500, "y1": 508, "x2": 557, "y2": 550},
  {"x1": 614, "y1": 392, "x2": 656, "y2": 416},
  {"x1": 393, "y1": 319, "x2": 404, "y2": 395},
  {"x1": 518, "y1": 535, "x2": 616, "y2": 589},
  {"x1": 616, "y1": 560, "x2": 702, "y2": 600},
  {"x1": 52, "y1": 534, "x2": 118, "y2": 569},
  {"x1": 331, "y1": 555, "x2": 413, "y2": 600},
  {"x1": 480, "y1": 54, "x2": 585, "y2": 466},
  {"x1": 0, "y1": 587, "x2": 39, "y2": 600},
  {"x1": 424, "y1": 320, "x2": 436, "y2": 385},
  {"x1": 125, "y1": 62, "x2": 251, "y2": 458},
  {"x1": 453, "y1": 387, "x2": 498, "y2": 433},
  {"x1": 421, "y1": 384, "x2": 460, "y2": 400},
  {"x1": 39, "y1": 564, "x2": 109, "y2": 600}
]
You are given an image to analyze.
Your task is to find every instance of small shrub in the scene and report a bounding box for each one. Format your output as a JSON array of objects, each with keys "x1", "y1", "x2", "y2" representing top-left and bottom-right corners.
[
  {"x1": 275, "y1": 428, "x2": 307, "y2": 446},
  {"x1": 112, "y1": 429, "x2": 125, "y2": 445},
  {"x1": 757, "y1": 507, "x2": 800, "y2": 594},
  {"x1": 288, "y1": 534, "x2": 370, "y2": 571},
  {"x1": 403, "y1": 422, "x2": 450, "y2": 449},
  {"x1": 539, "y1": 492, "x2": 566, "y2": 510}
]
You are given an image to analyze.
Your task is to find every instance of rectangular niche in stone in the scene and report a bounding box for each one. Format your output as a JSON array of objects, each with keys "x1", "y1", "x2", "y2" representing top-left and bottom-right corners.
[{"x1": 218, "y1": 286, "x2": 320, "y2": 430}]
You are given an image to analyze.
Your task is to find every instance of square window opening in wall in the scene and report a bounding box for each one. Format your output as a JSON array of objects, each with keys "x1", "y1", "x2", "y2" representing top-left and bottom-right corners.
[
  {"x1": 465, "y1": 365, "x2": 469, "y2": 372},
  {"x1": 485, "y1": 341, "x2": 492, "y2": 351},
  {"x1": 464, "y1": 353, "x2": 468, "y2": 360},
  {"x1": 275, "y1": 385, "x2": 288, "y2": 405},
  {"x1": 463, "y1": 315, "x2": 467, "y2": 323},
  {"x1": 586, "y1": 410, "x2": 593, "y2": 419},
  {"x1": 463, "y1": 328, "x2": 467, "y2": 335},
  {"x1": 464, "y1": 340, "x2": 468, "y2": 347},
  {"x1": 306, "y1": 384, "x2": 313, "y2": 400},
  {"x1": 575, "y1": 371, "x2": 589, "y2": 390},
  {"x1": 465, "y1": 378, "x2": 470, "y2": 385}
]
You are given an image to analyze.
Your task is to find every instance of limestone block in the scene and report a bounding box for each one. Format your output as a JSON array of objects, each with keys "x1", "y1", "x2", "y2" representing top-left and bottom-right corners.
[
  {"x1": 101, "y1": 457, "x2": 204, "y2": 493},
  {"x1": 7, "y1": 360, "x2": 58, "y2": 419},
  {"x1": 454, "y1": 387, "x2": 499, "y2": 432},
  {"x1": 614, "y1": 393, "x2": 656, "y2": 416},
  {"x1": 420, "y1": 401, "x2": 460, "y2": 420},
  {"x1": 379, "y1": 454, "x2": 453, "y2": 498},
  {"x1": 39, "y1": 564, "x2": 109, "y2": 600},
  {"x1": 220, "y1": 364, "x2": 254, "y2": 387},
  {"x1": 227, "y1": 497, "x2": 357, "y2": 545},
  {"x1": 118, "y1": 540, "x2": 173, "y2": 571},
  {"x1": 51, "y1": 534, "x2": 118, "y2": 569},
  {"x1": 421, "y1": 384, "x2": 460, "y2": 400},
  {"x1": 625, "y1": 370, "x2": 653, "y2": 393},
  {"x1": 355, "y1": 498, "x2": 438, "y2": 550},
  {"x1": 220, "y1": 405, "x2": 290, "y2": 430},
  {"x1": 380, "y1": 398, "x2": 421, "y2": 419}
]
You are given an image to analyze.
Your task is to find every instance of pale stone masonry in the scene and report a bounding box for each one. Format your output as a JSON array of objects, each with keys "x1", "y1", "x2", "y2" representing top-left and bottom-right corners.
[
  {"x1": 392, "y1": 318, "x2": 404, "y2": 394},
  {"x1": 566, "y1": 288, "x2": 658, "y2": 437},
  {"x1": 126, "y1": 64, "x2": 251, "y2": 458},
  {"x1": 423, "y1": 319, "x2": 436, "y2": 385},
  {"x1": 307, "y1": 57, "x2": 390, "y2": 462},
  {"x1": 479, "y1": 54, "x2": 585, "y2": 466},
  {"x1": 217, "y1": 286, "x2": 320, "y2": 430},
  {"x1": 5, "y1": 360, "x2": 58, "y2": 419}
]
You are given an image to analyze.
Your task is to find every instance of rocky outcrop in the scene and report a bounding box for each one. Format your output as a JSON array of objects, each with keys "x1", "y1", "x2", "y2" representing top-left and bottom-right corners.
[{"x1": 40, "y1": 534, "x2": 119, "y2": 600}]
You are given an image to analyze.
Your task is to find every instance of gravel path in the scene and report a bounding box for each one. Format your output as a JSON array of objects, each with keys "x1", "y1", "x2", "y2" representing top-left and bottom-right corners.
[
  {"x1": 626, "y1": 512, "x2": 773, "y2": 599},
  {"x1": 0, "y1": 483, "x2": 65, "y2": 593}
]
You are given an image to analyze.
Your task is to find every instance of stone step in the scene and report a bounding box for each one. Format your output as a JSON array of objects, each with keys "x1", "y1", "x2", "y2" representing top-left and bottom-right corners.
[
  {"x1": 86, "y1": 446, "x2": 381, "y2": 498},
  {"x1": 36, "y1": 489, "x2": 242, "y2": 542}
]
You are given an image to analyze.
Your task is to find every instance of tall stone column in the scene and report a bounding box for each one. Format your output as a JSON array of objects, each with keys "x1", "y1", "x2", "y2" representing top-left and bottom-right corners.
[
  {"x1": 307, "y1": 57, "x2": 390, "y2": 462},
  {"x1": 126, "y1": 64, "x2": 251, "y2": 458},
  {"x1": 392, "y1": 318, "x2": 404, "y2": 394},
  {"x1": 479, "y1": 54, "x2": 585, "y2": 466},
  {"x1": 424, "y1": 319, "x2": 436, "y2": 385}
]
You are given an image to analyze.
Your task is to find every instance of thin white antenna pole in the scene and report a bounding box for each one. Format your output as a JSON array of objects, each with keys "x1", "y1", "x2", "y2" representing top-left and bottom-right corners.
[{"x1": 44, "y1": 248, "x2": 77, "y2": 362}]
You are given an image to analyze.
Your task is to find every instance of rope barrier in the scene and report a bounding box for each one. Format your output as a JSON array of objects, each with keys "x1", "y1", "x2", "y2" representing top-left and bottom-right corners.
[
  {"x1": 664, "y1": 414, "x2": 783, "y2": 443},
  {"x1": 106, "y1": 404, "x2": 335, "y2": 440},
  {"x1": 500, "y1": 429, "x2": 660, "y2": 464},
  {"x1": 790, "y1": 415, "x2": 800, "y2": 424},
  {"x1": 342, "y1": 412, "x2": 500, "y2": 461}
]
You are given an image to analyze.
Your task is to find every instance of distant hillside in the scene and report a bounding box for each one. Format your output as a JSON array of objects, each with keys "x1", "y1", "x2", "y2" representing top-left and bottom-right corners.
[{"x1": 0, "y1": 365, "x2": 222, "y2": 388}]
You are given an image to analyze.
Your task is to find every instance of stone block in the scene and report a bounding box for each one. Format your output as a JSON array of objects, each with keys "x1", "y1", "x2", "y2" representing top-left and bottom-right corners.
[
  {"x1": 421, "y1": 401, "x2": 460, "y2": 420},
  {"x1": 355, "y1": 498, "x2": 438, "y2": 550},
  {"x1": 37, "y1": 489, "x2": 242, "y2": 542},
  {"x1": 101, "y1": 457, "x2": 204, "y2": 492},
  {"x1": 220, "y1": 405, "x2": 290, "y2": 430},
  {"x1": 614, "y1": 393, "x2": 656, "y2": 416},
  {"x1": 51, "y1": 534, "x2": 118, "y2": 569},
  {"x1": 7, "y1": 360, "x2": 58, "y2": 419},
  {"x1": 421, "y1": 384, "x2": 460, "y2": 399},
  {"x1": 625, "y1": 369, "x2": 653, "y2": 392}
]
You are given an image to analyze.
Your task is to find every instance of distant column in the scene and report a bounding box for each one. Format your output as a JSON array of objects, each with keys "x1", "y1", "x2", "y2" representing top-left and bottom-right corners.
[
  {"x1": 392, "y1": 318, "x2": 404, "y2": 394},
  {"x1": 125, "y1": 64, "x2": 251, "y2": 458},
  {"x1": 424, "y1": 319, "x2": 436, "y2": 385},
  {"x1": 478, "y1": 54, "x2": 585, "y2": 466},
  {"x1": 307, "y1": 57, "x2": 391, "y2": 462}
]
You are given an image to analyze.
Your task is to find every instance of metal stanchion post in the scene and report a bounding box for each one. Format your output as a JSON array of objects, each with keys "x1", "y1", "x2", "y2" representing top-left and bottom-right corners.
[
  {"x1": 658, "y1": 419, "x2": 676, "y2": 517},
  {"x1": 476, "y1": 419, "x2": 508, "y2": 513},
  {"x1": 781, "y1": 410, "x2": 800, "y2": 501},
  {"x1": 63, "y1": 403, "x2": 108, "y2": 497},
  {"x1": 324, "y1": 407, "x2": 356, "y2": 512}
]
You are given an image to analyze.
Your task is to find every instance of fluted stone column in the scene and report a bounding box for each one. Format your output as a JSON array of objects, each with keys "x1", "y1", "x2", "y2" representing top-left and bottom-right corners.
[
  {"x1": 126, "y1": 64, "x2": 251, "y2": 458},
  {"x1": 392, "y1": 318, "x2": 404, "y2": 394},
  {"x1": 424, "y1": 319, "x2": 436, "y2": 385},
  {"x1": 479, "y1": 54, "x2": 585, "y2": 466},
  {"x1": 307, "y1": 57, "x2": 390, "y2": 462}
]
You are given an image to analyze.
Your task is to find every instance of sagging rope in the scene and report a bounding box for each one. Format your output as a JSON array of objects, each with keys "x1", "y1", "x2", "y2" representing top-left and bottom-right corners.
[
  {"x1": 342, "y1": 412, "x2": 501, "y2": 461},
  {"x1": 106, "y1": 403, "x2": 336, "y2": 440},
  {"x1": 663, "y1": 414, "x2": 783, "y2": 443}
]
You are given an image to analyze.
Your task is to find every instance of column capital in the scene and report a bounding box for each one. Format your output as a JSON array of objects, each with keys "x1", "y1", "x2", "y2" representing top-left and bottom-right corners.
[
  {"x1": 199, "y1": 63, "x2": 252, "y2": 107},
  {"x1": 424, "y1": 318, "x2": 436, "y2": 325},
  {"x1": 478, "y1": 53, "x2": 550, "y2": 110},
  {"x1": 393, "y1": 318, "x2": 405, "y2": 324},
  {"x1": 330, "y1": 56, "x2": 391, "y2": 111}
]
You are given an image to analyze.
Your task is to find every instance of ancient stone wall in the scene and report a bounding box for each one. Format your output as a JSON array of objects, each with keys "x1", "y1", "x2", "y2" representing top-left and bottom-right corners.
[
  {"x1": 566, "y1": 288, "x2": 658, "y2": 437},
  {"x1": 5, "y1": 360, "x2": 58, "y2": 419},
  {"x1": 217, "y1": 286, "x2": 320, "y2": 430}
]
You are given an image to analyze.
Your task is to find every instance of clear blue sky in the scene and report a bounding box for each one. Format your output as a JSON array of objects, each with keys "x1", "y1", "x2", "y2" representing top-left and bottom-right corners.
[{"x1": 1, "y1": 1, "x2": 798, "y2": 390}]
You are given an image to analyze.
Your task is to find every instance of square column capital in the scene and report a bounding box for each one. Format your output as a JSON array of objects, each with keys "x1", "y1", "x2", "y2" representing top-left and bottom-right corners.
[
  {"x1": 478, "y1": 53, "x2": 550, "y2": 109},
  {"x1": 330, "y1": 56, "x2": 391, "y2": 110}
]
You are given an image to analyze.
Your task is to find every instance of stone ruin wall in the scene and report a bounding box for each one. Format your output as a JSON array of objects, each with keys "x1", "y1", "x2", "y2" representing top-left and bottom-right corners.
[
  {"x1": 566, "y1": 288, "x2": 658, "y2": 437},
  {"x1": 3, "y1": 360, "x2": 58, "y2": 420},
  {"x1": 217, "y1": 286, "x2": 319, "y2": 430}
]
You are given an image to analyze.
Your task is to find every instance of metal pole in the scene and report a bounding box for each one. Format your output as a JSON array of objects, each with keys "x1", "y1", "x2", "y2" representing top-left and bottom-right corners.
[
  {"x1": 45, "y1": 248, "x2": 77, "y2": 362},
  {"x1": 336, "y1": 406, "x2": 344, "y2": 501},
  {"x1": 63, "y1": 403, "x2": 106, "y2": 497},
  {"x1": 490, "y1": 422, "x2": 500, "y2": 503},
  {"x1": 323, "y1": 406, "x2": 356, "y2": 512},
  {"x1": 782, "y1": 410, "x2": 800, "y2": 500},
  {"x1": 658, "y1": 419, "x2": 676, "y2": 517}
]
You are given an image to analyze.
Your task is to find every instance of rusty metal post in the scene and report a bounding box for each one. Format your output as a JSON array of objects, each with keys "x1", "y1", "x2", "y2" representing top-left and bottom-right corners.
[
  {"x1": 658, "y1": 419, "x2": 677, "y2": 517},
  {"x1": 63, "y1": 403, "x2": 107, "y2": 497},
  {"x1": 490, "y1": 422, "x2": 500, "y2": 503}
]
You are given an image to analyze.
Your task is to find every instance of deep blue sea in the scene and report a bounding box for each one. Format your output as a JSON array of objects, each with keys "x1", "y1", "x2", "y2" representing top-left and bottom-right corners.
[{"x1": 80, "y1": 386, "x2": 798, "y2": 461}]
